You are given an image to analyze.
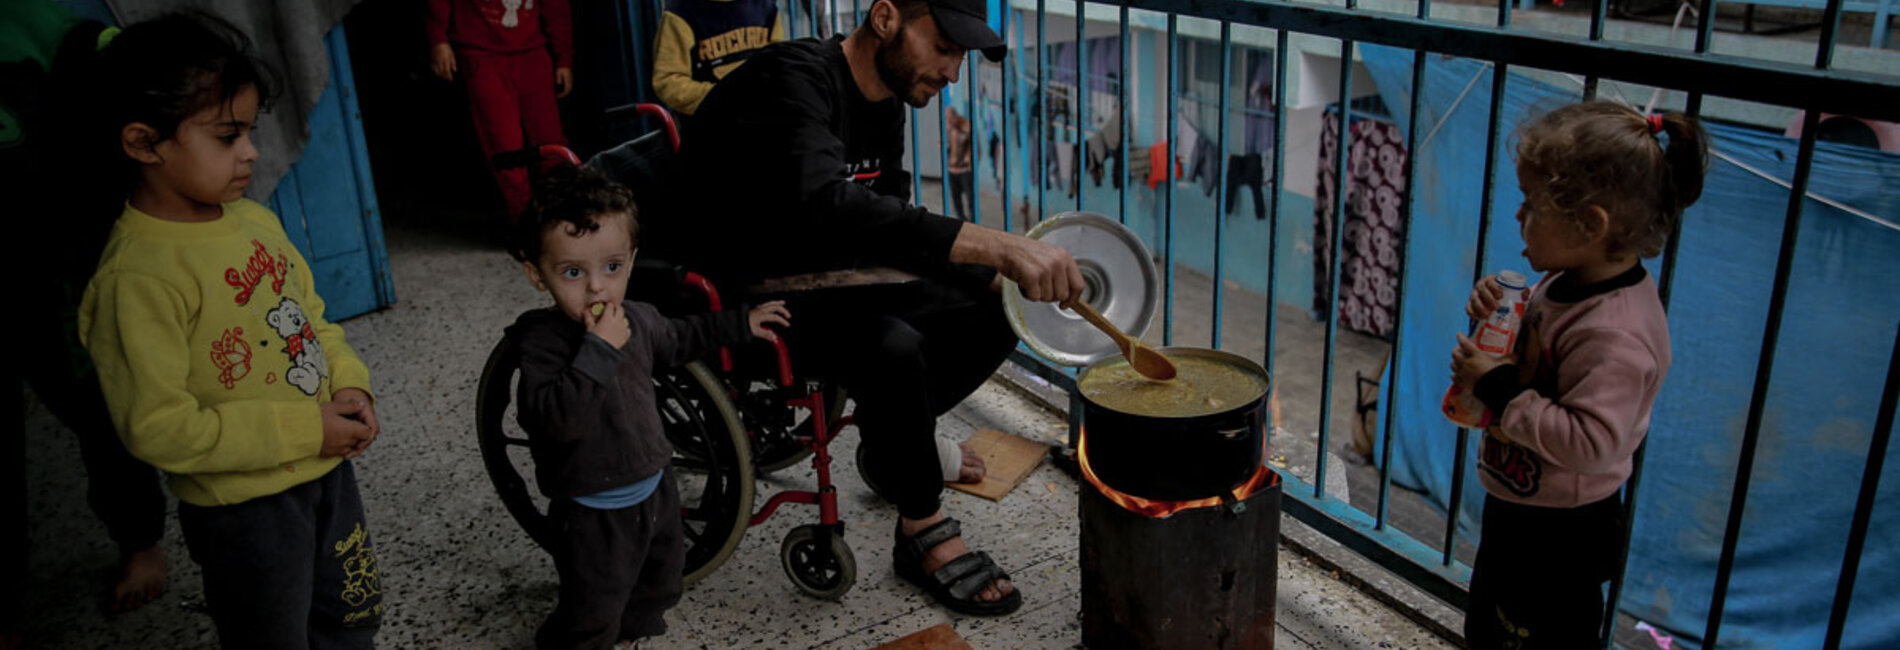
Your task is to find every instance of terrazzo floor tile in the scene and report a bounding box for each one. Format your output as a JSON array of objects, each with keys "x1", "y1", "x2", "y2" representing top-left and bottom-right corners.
[{"x1": 20, "y1": 218, "x2": 1456, "y2": 649}]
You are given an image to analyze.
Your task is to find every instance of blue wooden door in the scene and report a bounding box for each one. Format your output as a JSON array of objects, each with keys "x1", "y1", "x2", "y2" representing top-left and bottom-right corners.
[{"x1": 267, "y1": 26, "x2": 395, "y2": 321}]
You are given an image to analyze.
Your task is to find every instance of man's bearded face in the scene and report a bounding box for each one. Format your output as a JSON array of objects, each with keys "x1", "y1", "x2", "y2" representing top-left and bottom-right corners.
[{"x1": 874, "y1": 16, "x2": 965, "y2": 108}]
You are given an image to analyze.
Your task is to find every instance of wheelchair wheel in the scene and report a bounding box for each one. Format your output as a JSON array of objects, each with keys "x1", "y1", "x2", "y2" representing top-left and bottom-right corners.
[
  {"x1": 475, "y1": 337, "x2": 555, "y2": 551},
  {"x1": 658, "y1": 361, "x2": 756, "y2": 584},
  {"x1": 780, "y1": 524, "x2": 856, "y2": 601},
  {"x1": 475, "y1": 337, "x2": 755, "y2": 585},
  {"x1": 743, "y1": 383, "x2": 847, "y2": 474}
]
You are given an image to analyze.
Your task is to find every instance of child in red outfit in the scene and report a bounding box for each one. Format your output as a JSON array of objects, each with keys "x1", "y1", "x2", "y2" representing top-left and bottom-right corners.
[{"x1": 428, "y1": 0, "x2": 575, "y2": 221}]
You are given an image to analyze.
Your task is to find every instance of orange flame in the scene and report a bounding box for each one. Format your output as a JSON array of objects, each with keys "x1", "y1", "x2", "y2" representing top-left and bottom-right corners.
[{"x1": 1077, "y1": 425, "x2": 1276, "y2": 518}]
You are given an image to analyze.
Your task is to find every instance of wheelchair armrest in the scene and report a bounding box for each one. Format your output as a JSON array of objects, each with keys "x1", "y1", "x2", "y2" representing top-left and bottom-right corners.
[
  {"x1": 768, "y1": 336, "x2": 795, "y2": 389},
  {"x1": 624, "y1": 259, "x2": 800, "y2": 385},
  {"x1": 678, "y1": 271, "x2": 735, "y2": 373}
]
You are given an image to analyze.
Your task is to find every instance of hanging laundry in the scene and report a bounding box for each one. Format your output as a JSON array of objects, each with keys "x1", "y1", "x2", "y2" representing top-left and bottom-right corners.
[
  {"x1": 1225, "y1": 153, "x2": 1266, "y2": 219},
  {"x1": 1245, "y1": 51, "x2": 1277, "y2": 155},
  {"x1": 1085, "y1": 114, "x2": 1123, "y2": 188},
  {"x1": 1312, "y1": 111, "x2": 1407, "y2": 339},
  {"x1": 1175, "y1": 116, "x2": 1201, "y2": 169},
  {"x1": 1144, "y1": 142, "x2": 1183, "y2": 190},
  {"x1": 1189, "y1": 138, "x2": 1222, "y2": 197}
]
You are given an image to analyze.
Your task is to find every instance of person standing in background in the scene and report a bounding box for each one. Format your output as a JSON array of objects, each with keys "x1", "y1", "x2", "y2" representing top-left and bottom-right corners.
[
  {"x1": 946, "y1": 106, "x2": 974, "y2": 221},
  {"x1": 652, "y1": 0, "x2": 784, "y2": 118},
  {"x1": 428, "y1": 0, "x2": 574, "y2": 222}
]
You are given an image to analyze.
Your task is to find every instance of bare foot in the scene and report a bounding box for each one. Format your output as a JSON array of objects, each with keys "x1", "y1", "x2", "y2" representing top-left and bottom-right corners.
[
  {"x1": 900, "y1": 513, "x2": 1013, "y2": 603},
  {"x1": 955, "y1": 443, "x2": 986, "y2": 484},
  {"x1": 108, "y1": 546, "x2": 166, "y2": 613}
]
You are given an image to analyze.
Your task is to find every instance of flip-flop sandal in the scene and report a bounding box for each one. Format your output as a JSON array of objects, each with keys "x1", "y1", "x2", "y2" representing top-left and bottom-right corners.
[{"x1": 893, "y1": 518, "x2": 1023, "y2": 617}]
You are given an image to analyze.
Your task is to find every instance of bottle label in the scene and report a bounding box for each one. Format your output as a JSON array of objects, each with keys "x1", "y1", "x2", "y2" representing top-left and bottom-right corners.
[{"x1": 1476, "y1": 321, "x2": 1516, "y2": 357}]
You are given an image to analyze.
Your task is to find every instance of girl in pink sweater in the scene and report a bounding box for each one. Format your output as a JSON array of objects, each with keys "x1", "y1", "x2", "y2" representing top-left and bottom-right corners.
[{"x1": 1450, "y1": 102, "x2": 1709, "y2": 649}]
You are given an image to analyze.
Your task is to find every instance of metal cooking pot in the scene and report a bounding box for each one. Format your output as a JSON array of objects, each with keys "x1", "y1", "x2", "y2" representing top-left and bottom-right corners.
[{"x1": 1078, "y1": 348, "x2": 1270, "y2": 502}]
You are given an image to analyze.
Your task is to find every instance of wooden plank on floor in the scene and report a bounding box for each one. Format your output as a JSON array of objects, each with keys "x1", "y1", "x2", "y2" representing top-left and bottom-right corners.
[
  {"x1": 947, "y1": 428, "x2": 1049, "y2": 502},
  {"x1": 869, "y1": 622, "x2": 975, "y2": 650}
]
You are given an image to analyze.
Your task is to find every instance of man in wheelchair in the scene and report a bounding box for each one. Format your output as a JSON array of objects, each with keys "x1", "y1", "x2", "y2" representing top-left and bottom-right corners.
[{"x1": 658, "y1": 0, "x2": 1083, "y2": 618}]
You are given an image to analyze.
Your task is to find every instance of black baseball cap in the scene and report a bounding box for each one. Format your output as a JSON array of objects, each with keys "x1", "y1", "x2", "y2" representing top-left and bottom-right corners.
[{"x1": 923, "y1": 0, "x2": 1007, "y2": 61}]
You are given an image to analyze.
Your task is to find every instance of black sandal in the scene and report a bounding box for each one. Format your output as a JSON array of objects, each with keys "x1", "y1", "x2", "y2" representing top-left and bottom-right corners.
[{"x1": 893, "y1": 518, "x2": 1023, "y2": 616}]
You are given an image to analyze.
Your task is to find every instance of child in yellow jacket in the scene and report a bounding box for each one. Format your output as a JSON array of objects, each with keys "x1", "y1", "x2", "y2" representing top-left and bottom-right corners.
[
  {"x1": 77, "y1": 13, "x2": 384, "y2": 648},
  {"x1": 652, "y1": 0, "x2": 785, "y2": 116}
]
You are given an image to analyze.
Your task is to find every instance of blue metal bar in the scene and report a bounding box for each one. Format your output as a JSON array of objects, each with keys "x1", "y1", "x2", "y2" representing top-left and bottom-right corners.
[
  {"x1": 1003, "y1": 350, "x2": 1081, "y2": 449},
  {"x1": 1380, "y1": 0, "x2": 1430, "y2": 539},
  {"x1": 1604, "y1": 16, "x2": 1721, "y2": 637},
  {"x1": 1314, "y1": 39, "x2": 1353, "y2": 500},
  {"x1": 1583, "y1": 0, "x2": 1606, "y2": 100},
  {"x1": 1117, "y1": 0, "x2": 1130, "y2": 227},
  {"x1": 1116, "y1": 0, "x2": 1899, "y2": 122},
  {"x1": 1264, "y1": 28, "x2": 1286, "y2": 384},
  {"x1": 1210, "y1": 20, "x2": 1230, "y2": 350},
  {"x1": 1694, "y1": 0, "x2": 1720, "y2": 81},
  {"x1": 1705, "y1": 79, "x2": 1833, "y2": 650},
  {"x1": 1824, "y1": 324, "x2": 1900, "y2": 650},
  {"x1": 1440, "y1": 0, "x2": 1514, "y2": 549},
  {"x1": 1037, "y1": 0, "x2": 1048, "y2": 224},
  {"x1": 852, "y1": 0, "x2": 860, "y2": 31},
  {"x1": 1815, "y1": 0, "x2": 1848, "y2": 70},
  {"x1": 1002, "y1": 8, "x2": 1013, "y2": 234},
  {"x1": 1077, "y1": 0, "x2": 1088, "y2": 213},
  {"x1": 1155, "y1": 13, "x2": 1170, "y2": 345},
  {"x1": 912, "y1": 107, "x2": 922, "y2": 204},
  {"x1": 969, "y1": 57, "x2": 983, "y2": 226},
  {"x1": 1606, "y1": 12, "x2": 1721, "y2": 642},
  {"x1": 1683, "y1": 0, "x2": 1721, "y2": 117},
  {"x1": 1217, "y1": 31, "x2": 1239, "y2": 349},
  {"x1": 940, "y1": 96, "x2": 951, "y2": 217},
  {"x1": 1600, "y1": 431, "x2": 1649, "y2": 646},
  {"x1": 1279, "y1": 470, "x2": 1473, "y2": 609}
]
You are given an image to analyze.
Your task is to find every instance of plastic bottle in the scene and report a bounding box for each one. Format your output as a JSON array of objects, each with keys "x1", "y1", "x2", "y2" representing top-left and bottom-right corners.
[{"x1": 1442, "y1": 270, "x2": 1528, "y2": 429}]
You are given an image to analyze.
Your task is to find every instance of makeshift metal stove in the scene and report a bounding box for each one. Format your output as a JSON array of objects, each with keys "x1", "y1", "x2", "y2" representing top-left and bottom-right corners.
[
  {"x1": 1001, "y1": 213, "x2": 1281, "y2": 649},
  {"x1": 1075, "y1": 350, "x2": 1280, "y2": 650}
]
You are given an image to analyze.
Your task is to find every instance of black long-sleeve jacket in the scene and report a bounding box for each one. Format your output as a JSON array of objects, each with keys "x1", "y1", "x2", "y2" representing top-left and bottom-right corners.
[
  {"x1": 664, "y1": 36, "x2": 963, "y2": 289},
  {"x1": 507, "y1": 301, "x2": 751, "y2": 499}
]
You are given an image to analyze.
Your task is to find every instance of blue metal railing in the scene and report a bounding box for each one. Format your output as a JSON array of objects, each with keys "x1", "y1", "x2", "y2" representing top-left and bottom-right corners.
[{"x1": 874, "y1": 0, "x2": 1900, "y2": 647}]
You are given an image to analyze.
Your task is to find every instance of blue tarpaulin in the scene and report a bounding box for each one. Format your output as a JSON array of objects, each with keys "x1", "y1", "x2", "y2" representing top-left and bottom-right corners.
[{"x1": 1357, "y1": 43, "x2": 1900, "y2": 649}]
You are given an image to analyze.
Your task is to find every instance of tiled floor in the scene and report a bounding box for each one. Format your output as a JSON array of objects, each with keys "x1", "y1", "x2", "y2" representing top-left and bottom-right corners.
[{"x1": 19, "y1": 212, "x2": 1456, "y2": 649}]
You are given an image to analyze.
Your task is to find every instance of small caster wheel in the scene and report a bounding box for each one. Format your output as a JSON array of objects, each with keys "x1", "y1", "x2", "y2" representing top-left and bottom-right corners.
[{"x1": 781, "y1": 524, "x2": 856, "y2": 600}]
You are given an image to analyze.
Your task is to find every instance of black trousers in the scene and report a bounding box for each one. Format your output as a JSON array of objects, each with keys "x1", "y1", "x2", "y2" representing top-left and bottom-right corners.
[
  {"x1": 1465, "y1": 493, "x2": 1624, "y2": 650},
  {"x1": 178, "y1": 461, "x2": 383, "y2": 650},
  {"x1": 764, "y1": 269, "x2": 1019, "y2": 520},
  {"x1": 948, "y1": 171, "x2": 974, "y2": 221},
  {"x1": 538, "y1": 470, "x2": 684, "y2": 650},
  {"x1": 1224, "y1": 153, "x2": 1267, "y2": 220}
]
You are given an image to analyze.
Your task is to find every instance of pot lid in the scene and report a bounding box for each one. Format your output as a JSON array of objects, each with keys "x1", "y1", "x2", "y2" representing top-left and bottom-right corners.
[{"x1": 1003, "y1": 212, "x2": 1161, "y2": 367}]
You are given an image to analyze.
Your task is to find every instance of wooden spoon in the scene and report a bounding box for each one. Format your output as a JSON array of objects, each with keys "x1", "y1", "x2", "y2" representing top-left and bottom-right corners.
[{"x1": 1062, "y1": 299, "x2": 1177, "y2": 380}]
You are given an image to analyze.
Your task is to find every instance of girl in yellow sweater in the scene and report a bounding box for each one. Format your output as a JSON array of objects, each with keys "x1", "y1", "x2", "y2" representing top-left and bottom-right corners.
[{"x1": 77, "y1": 12, "x2": 385, "y2": 648}]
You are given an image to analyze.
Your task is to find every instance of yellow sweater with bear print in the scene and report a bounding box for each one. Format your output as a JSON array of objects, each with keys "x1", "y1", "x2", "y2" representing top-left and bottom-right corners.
[{"x1": 80, "y1": 200, "x2": 374, "y2": 506}]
